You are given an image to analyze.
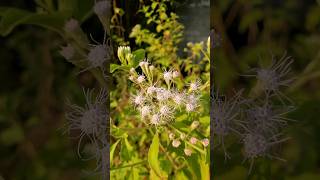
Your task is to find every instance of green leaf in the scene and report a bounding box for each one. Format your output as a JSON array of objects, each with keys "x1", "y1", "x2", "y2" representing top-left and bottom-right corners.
[
  {"x1": 120, "y1": 137, "x2": 133, "y2": 161},
  {"x1": 110, "y1": 63, "x2": 122, "y2": 73},
  {"x1": 0, "y1": 124, "x2": 24, "y2": 146},
  {"x1": 151, "y1": 2, "x2": 158, "y2": 10},
  {"x1": 110, "y1": 139, "x2": 121, "y2": 166},
  {"x1": 148, "y1": 132, "x2": 166, "y2": 178},
  {"x1": 150, "y1": 169, "x2": 162, "y2": 180},
  {"x1": 199, "y1": 155, "x2": 210, "y2": 180},
  {"x1": 58, "y1": 0, "x2": 94, "y2": 22},
  {"x1": 239, "y1": 10, "x2": 264, "y2": 33},
  {"x1": 176, "y1": 114, "x2": 188, "y2": 122},
  {"x1": 186, "y1": 154, "x2": 201, "y2": 179},
  {"x1": 131, "y1": 49, "x2": 146, "y2": 68},
  {"x1": 0, "y1": 7, "x2": 67, "y2": 36}
]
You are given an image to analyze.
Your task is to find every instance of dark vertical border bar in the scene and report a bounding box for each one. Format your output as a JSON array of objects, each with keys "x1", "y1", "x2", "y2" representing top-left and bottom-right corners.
[{"x1": 210, "y1": 0, "x2": 214, "y2": 179}]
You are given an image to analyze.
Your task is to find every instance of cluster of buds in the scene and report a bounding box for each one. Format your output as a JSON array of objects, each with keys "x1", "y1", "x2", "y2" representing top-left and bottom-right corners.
[
  {"x1": 212, "y1": 53, "x2": 295, "y2": 173},
  {"x1": 168, "y1": 126, "x2": 209, "y2": 156}
]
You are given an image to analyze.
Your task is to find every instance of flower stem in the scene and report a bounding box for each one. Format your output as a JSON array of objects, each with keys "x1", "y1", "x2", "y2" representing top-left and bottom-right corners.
[{"x1": 110, "y1": 160, "x2": 147, "y2": 171}]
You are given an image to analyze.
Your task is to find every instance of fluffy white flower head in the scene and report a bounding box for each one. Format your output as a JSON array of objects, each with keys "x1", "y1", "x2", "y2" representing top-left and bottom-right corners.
[
  {"x1": 140, "y1": 106, "x2": 150, "y2": 117},
  {"x1": 186, "y1": 103, "x2": 196, "y2": 112},
  {"x1": 88, "y1": 45, "x2": 108, "y2": 68},
  {"x1": 160, "y1": 105, "x2": 172, "y2": 116},
  {"x1": 133, "y1": 94, "x2": 144, "y2": 105},
  {"x1": 151, "y1": 114, "x2": 161, "y2": 125},
  {"x1": 137, "y1": 75, "x2": 145, "y2": 83},
  {"x1": 163, "y1": 70, "x2": 173, "y2": 82}
]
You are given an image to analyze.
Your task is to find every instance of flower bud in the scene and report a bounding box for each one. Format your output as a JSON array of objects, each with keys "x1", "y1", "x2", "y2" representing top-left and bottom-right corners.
[
  {"x1": 172, "y1": 139, "x2": 181, "y2": 147},
  {"x1": 129, "y1": 75, "x2": 135, "y2": 82},
  {"x1": 190, "y1": 121, "x2": 199, "y2": 130},
  {"x1": 189, "y1": 137, "x2": 197, "y2": 144},
  {"x1": 202, "y1": 138, "x2": 209, "y2": 147},
  {"x1": 60, "y1": 44, "x2": 75, "y2": 60},
  {"x1": 184, "y1": 148, "x2": 192, "y2": 156},
  {"x1": 172, "y1": 70, "x2": 179, "y2": 78},
  {"x1": 64, "y1": 18, "x2": 79, "y2": 32},
  {"x1": 180, "y1": 133, "x2": 186, "y2": 140},
  {"x1": 130, "y1": 68, "x2": 136, "y2": 74},
  {"x1": 169, "y1": 133, "x2": 175, "y2": 140},
  {"x1": 163, "y1": 71, "x2": 173, "y2": 82},
  {"x1": 137, "y1": 75, "x2": 145, "y2": 83}
]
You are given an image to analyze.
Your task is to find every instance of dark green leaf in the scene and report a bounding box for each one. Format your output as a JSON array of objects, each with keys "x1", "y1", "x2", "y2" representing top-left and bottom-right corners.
[
  {"x1": 131, "y1": 49, "x2": 146, "y2": 68},
  {"x1": 110, "y1": 63, "x2": 121, "y2": 73},
  {"x1": 0, "y1": 8, "x2": 67, "y2": 36}
]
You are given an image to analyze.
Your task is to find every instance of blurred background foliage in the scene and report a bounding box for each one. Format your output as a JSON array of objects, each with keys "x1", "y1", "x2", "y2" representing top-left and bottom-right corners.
[
  {"x1": 212, "y1": 0, "x2": 320, "y2": 179},
  {"x1": 0, "y1": 0, "x2": 98, "y2": 179}
]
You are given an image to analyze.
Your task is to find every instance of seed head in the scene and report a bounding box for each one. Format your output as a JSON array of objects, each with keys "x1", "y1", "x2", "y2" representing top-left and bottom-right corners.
[
  {"x1": 94, "y1": 0, "x2": 110, "y2": 15},
  {"x1": 65, "y1": 88, "x2": 108, "y2": 154},
  {"x1": 87, "y1": 45, "x2": 108, "y2": 68},
  {"x1": 243, "y1": 133, "x2": 268, "y2": 159},
  {"x1": 255, "y1": 53, "x2": 294, "y2": 93}
]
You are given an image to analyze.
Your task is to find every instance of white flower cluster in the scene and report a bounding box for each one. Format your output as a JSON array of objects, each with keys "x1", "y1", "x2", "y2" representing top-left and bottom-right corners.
[
  {"x1": 117, "y1": 46, "x2": 210, "y2": 157},
  {"x1": 128, "y1": 59, "x2": 201, "y2": 126}
]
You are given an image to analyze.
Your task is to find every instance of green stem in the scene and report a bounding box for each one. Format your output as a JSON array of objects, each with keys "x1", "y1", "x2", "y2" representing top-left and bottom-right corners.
[{"x1": 111, "y1": 160, "x2": 147, "y2": 171}]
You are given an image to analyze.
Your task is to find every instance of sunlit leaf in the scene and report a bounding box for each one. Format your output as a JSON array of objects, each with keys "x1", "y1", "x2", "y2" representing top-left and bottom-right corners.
[
  {"x1": 148, "y1": 132, "x2": 167, "y2": 178},
  {"x1": 110, "y1": 139, "x2": 121, "y2": 166}
]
